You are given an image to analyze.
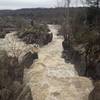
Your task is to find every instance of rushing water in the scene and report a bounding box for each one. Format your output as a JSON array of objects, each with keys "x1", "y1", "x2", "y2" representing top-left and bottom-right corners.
[
  {"x1": 38, "y1": 25, "x2": 78, "y2": 77},
  {"x1": 0, "y1": 32, "x2": 38, "y2": 58},
  {"x1": 24, "y1": 25, "x2": 93, "y2": 100},
  {"x1": 0, "y1": 25, "x2": 93, "y2": 100}
]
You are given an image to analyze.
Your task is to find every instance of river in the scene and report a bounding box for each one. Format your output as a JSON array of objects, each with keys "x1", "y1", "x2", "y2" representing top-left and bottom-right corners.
[
  {"x1": 0, "y1": 25, "x2": 94, "y2": 100},
  {"x1": 24, "y1": 25, "x2": 93, "y2": 100}
]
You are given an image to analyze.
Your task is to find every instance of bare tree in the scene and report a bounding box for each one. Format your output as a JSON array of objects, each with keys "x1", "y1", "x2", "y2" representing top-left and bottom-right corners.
[
  {"x1": 64, "y1": 0, "x2": 70, "y2": 24},
  {"x1": 63, "y1": 0, "x2": 72, "y2": 48},
  {"x1": 56, "y1": 0, "x2": 60, "y2": 7}
]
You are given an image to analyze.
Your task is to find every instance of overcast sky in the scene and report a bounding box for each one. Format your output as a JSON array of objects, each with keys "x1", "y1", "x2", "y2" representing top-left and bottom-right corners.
[{"x1": 0, "y1": 0, "x2": 84, "y2": 10}]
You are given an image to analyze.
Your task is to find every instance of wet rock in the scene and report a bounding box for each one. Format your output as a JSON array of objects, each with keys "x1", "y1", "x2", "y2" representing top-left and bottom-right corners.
[
  {"x1": 47, "y1": 33, "x2": 53, "y2": 43},
  {"x1": 44, "y1": 33, "x2": 53, "y2": 45},
  {"x1": 62, "y1": 39, "x2": 70, "y2": 50},
  {"x1": 0, "y1": 50, "x2": 33, "y2": 100},
  {"x1": 19, "y1": 52, "x2": 38, "y2": 68},
  {"x1": 86, "y1": 61, "x2": 100, "y2": 80},
  {"x1": 62, "y1": 40, "x2": 67, "y2": 50},
  {"x1": 19, "y1": 31, "x2": 53, "y2": 46},
  {"x1": 95, "y1": 61, "x2": 100, "y2": 80},
  {"x1": 89, "y1": 81, "x2": 100, "y2": 100}
]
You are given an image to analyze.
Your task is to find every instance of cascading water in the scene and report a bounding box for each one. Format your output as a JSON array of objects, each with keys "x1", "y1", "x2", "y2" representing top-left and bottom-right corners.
[
  {"x1": 0, "y1": 25, "x2": 94, "y2": 100},
  {"x1": 24, "y1": 25, "x2": 93, "y2": 100},
  {"x1": 36, "y1": 25, "x2": 78, "y2": 77}
]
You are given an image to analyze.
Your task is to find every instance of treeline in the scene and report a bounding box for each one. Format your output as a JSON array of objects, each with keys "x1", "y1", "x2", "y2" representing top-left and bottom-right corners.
[
  {"x1": 0, "y1": 7, "x2": 94, "y2": 26},
  {"x1": 0, "y1": 7, "x2": 88, "y2": 38}
]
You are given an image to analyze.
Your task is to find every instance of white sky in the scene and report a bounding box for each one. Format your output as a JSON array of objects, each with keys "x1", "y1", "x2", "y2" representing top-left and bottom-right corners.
[{"x1": 0, "y1": 0, "x2": 84, "y2": 10}]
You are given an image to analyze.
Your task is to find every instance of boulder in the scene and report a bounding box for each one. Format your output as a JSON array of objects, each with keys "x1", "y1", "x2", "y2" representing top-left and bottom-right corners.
[
  {"x1": 19, "y1": 52, "x2": 38, "y2": 68},
  {"x1": 0, "y1": 50, "x2": 33, "y2": 100},
  {"x1": 46, "y1": 33, "x2": 53, "y2": 43},
  {"x1": 89, "y1": 81, "x2": 100, "y2": 100},
  {"x1": 95, "y1": 61, "x2": 100, "y2": 79},
  {"x1": 86, "y1": 61, "x2": 100, "y2": 80},
  {"x1": 62, "y1": 40, "x2": 68, "y2": 50}
]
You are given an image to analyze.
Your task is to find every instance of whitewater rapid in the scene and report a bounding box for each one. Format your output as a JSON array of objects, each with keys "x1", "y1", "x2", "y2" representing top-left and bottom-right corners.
[
  {"x1": 0, "y1": 25, "x2": 93, "y2": 100},
  {"x1": 24, "y1": 25, "x2": 93, "y2": 100},
  {"x1": 0, "y1": 32, "x2": 38, "y2": 58}
]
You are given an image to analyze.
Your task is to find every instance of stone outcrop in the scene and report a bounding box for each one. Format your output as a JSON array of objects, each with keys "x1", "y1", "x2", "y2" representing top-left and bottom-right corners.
[
  {"x1": 86, "y1": 60, "x2": 100, "y2": 80},
  {"x1": 0, "y1": 50, "x2": 34, "y2": 100},
  {"x1": 89, "y1": 81, "x2": 100, "y2": 100},
  {"x1": 19, "y1": 32, "x2": 53, "y2": 46},
  {"x1": 62, "y1": 39, "x2": 70, "y2": 50},
  {"x1": 19, "y1": 52, "x2": 38, "y2": 68},
  {"x1": 43, "y1": 33, "x2": 53, "y2": 45}
]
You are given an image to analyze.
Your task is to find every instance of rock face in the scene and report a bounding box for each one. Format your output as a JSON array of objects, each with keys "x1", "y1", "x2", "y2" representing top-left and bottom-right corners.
[
  {"x1": 19, "y1": 52, "x2": 38, "y2": 68},
  {"x1": 0, "y1": 51, "x2": 33, "y2": 100},
  {"x1": 62, "y1": 39, "x2": 69, "y2": 50},
  {"x1": 89, "y1": 81, "x2": 100, "y2": 100},
  {"x1": 84, "y1": 58, "x2": 100, "y2": 80},
  {"x1": 20, "y1": 32, "x2": 53, "y2": 46}
]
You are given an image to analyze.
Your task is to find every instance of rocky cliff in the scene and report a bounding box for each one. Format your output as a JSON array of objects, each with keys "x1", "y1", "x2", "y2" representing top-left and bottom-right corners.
[{"x1": 0, "y1": 50, "x2": 34, "y2": 100}]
